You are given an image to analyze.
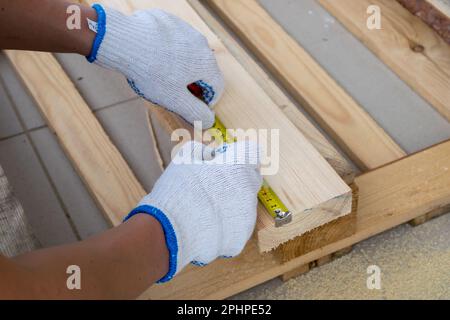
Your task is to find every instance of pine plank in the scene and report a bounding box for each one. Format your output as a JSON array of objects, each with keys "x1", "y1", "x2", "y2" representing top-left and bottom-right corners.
[
  {"x1": 278, "y1": 183, "x2": 358, "y2": 263},
  {"x1": 149, "y1": 109, "x2": 357, "y2": 257},
  {"x1": 208, "y1": 0, "x2": 406, "y2": 171},
  {"x1": 81, "y1": 0, "x2": 353, "y2": 250},
  {"x1": 409, "y1": 202, "x2": 450, "y2": 226},
  {"x1": 318, "y1": 0, "x2": 450, "y2": 122},
  {"x1": 280, "y1": 263, "x2": 310, "y2": 282},
  {"x1": 149, "y1": 0, "x2": 356, "y2": 260},
  {"x1": 188, "y1": 0, "x2": 357, "y2": 255},
  {"x1": 141, "y1": 139, "x2": 450, "y2": 299},
  {"x1": 188, "y1": 0, "x2": 355, "y2": 184}
]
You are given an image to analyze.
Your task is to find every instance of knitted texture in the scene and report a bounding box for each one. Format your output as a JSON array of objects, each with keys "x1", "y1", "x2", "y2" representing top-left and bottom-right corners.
[
  {"x1": 137, "y1": 141, "x2": 262, "y2": 276},
  {"x1": 94, "y1": 6, "x2": 224, "y2": 128},
  {"x1": 0, "y1": 164, "x2": 38, "y2": 257}
]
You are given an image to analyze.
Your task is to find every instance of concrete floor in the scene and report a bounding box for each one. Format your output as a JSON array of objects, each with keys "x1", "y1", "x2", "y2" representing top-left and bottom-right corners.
[{"x1": 0, "y1": 0, "x2": 449, "y2": 299}]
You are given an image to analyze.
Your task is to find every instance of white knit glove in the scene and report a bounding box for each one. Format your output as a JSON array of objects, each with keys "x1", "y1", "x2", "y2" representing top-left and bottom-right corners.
[
  {"x1": 124, "y1": 141, "x2": 262, "y2": 283},
  {"x1": 87, "y1": 4, "x2": 224, "y2": 128}
]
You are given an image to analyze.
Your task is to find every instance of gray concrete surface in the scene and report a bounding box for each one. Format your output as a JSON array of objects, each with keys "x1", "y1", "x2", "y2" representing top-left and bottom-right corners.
[
  {"x1": 259, "y1": 0, "x2": 450, "y2": 153},
  {"x1": 0, "y1": 0, "x2": 449, "y2": 299}
]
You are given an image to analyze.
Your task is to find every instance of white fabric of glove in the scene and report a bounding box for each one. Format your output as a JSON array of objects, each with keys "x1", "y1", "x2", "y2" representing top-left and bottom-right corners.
[
  {"x1": 87, "y1": 4, "x2": 224, "y2": 128},
  {"x1": 124, "y1": 141, "x2": 263, "y2": 283}
]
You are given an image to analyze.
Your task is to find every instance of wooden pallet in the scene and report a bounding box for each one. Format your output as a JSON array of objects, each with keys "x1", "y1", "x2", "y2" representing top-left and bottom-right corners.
[
  {"x1": 208, "y1": 0, "x2": 406, "y2": 171},
  {"x1": 205, "y1": 0, "x2": 450, "y2": 230},
  {"x1": 318, "y1": 0, "x2": 450, "y2": 122},
  {"x1": 410, "y1": 203, "x2": 450, "y2": 226},
  {"x1": 137, "y1": 141, "x2": 450, "y2": 299},
  {"x1": 281, "y1": 246, "x2": 353, "y2": 282},
  {"x1": 5, "y1": 0, "x2": 450, "y2": 299}
]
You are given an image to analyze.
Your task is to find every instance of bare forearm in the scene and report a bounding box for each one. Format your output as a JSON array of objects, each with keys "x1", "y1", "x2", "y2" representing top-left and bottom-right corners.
[
  {"x1": 0, "y1": 0, "x2": 96, "y2": 55},
  {"x1": 1, "y1": 214, "x2": 169, "y2": 299}
]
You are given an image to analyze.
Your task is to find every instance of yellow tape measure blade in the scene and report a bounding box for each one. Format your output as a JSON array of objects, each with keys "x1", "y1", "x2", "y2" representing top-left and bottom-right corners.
[{"x1": 258, "y1": 183, "x2": 292, "y2": 227}]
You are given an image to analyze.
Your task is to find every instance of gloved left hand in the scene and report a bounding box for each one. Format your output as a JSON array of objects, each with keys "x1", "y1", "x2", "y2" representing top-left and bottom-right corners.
[
  {"x1": 86, "y1": 4, "x2": 224, "y2": 128},
  {"x1": 124, "y1": 141, "x2": 263, "y2": 283}
]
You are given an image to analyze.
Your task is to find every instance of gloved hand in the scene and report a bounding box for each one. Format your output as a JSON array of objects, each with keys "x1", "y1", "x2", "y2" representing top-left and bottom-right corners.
[
  {"x1": 87, "y1": 4, "x2": 224, "y2": 128},
  {"x1": 124, "y1": 141, "x2": 263, "y2": 283}
]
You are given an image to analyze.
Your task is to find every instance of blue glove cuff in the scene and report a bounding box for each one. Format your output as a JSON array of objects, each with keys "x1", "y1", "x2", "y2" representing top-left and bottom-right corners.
[
  {"x1": 123, "y1": 205, "x2": 178, "y2": 283},
  {"x1": 86, "y1": 4, "x2": 107, "y2": 63}
]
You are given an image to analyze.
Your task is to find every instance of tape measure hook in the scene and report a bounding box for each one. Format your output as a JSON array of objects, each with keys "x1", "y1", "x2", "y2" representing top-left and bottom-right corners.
[{"x1": 275, "y1": 210, "x2": 292, "y2": 227}]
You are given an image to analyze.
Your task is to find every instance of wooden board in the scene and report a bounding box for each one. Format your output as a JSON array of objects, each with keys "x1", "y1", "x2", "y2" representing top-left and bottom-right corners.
[
  {"x1": 149, "y1": 108, "x2": 357, "y2": 259},
  {"x1": 318, "y1": 0, "x2": 450, "y2": 122},
  {"x1": 409, "y1": 202, "x2": 450, "y2": 225},
  {"x1": 189, "y1": 0, "x2": 354, "y2": 183},
  {"x1": 5, "y1": 50, "x2": 145, "y2": 227},
  {"x1": 278, "y1": 183, "x2": 357, "y2": 263},
  {"x1": 397, "y1": 0, "x2": 450, "y2": 44},
  {"x1": 158, "y1": 0, "x2": 357, "y2": 259},
  {"x1": 159, "y1": 0, "x2": 355, "y2": 184},
  {"x1": 141, "y1": 139, "x2": 450, "y2": 299},
  {"x1": 208, "y1": 0, "x2": 406, "y2": 171},
  {"x1": 280, "y1": 247, "x2": 355, "y2": 282},
  {"x1": 80, "y1": 0, "x2": 353, "y2": 251},
  {"x1": 141, "y1": 0, "x2": 355, "y2": 259}
]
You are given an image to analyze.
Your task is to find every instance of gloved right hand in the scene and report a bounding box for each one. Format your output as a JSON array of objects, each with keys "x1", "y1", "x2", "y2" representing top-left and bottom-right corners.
[
  {"x1": 124, "y1": 141, "x2": 263, "y2": 283},
  {"x1": 86, "y1": 4, "x2": 224, "y2": 128}
]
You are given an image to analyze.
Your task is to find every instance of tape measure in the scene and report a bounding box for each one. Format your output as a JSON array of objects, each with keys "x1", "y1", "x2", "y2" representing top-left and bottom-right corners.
[{"x1": 188, "y1": 82, "x2": 292, "y2": 227}]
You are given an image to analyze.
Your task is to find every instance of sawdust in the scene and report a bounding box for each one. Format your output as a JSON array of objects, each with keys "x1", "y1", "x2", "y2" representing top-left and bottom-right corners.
[{"x1": 232, "y1": 213, "x2": 450, "y2": 300}]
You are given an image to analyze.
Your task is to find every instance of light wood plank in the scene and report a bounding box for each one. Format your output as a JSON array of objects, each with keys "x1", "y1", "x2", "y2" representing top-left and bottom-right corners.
[
  {"x1": 208, "y1": 0, "x2": 406, "y2": 171},
  {"x1": 409, "y1": 203, "x2": 450, "y2": 226},
  {"x1": 188, "y1": 0, "x2": 355, "y2": 184},
  {"x1": 149, "y1": 0, "x2": 356, "y2": 259},
  {"x1": 81, "y1": 0, "x2": 353, "y2": 250},
  {"x1": 188, "y1": 0, "x2": 357, "y2": 255},
  {"x1": 278, "y1": 183, "x2": 357, "y2": 262},
  {"x1": 149, "y1": 110, "x2": 357, "y2": 258},
  {"x1": 319, "y1": 0, "x2": 450, "y2": 122},
  {"x1": 280, "y1": 263, "x2": 310, "y2": 282},
  {"x1": 5, "y1": 50, "x2": 145, "y2": 227},
  {"x1": 141, "y1": 139, "x2": 450, "y2": 299}
]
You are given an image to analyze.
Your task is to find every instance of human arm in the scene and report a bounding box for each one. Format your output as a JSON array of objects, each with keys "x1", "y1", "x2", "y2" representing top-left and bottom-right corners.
[
  {"x1": 0, "y1": 141, "x2": 261, "y2": 299},
  {"x1": 0, "y1": 0, "x2": 224, "y2": 128},
  {"x1": 0, "y1": 0, "x2": 96, "y2": 55},
  {"x1": 0, "y1": 214, "x2": 168, "y2": 299}
]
